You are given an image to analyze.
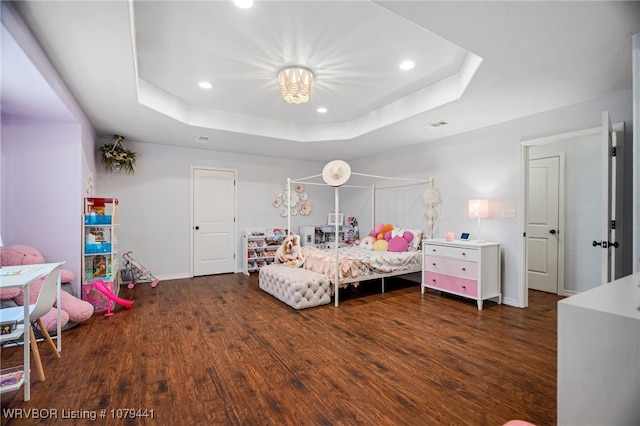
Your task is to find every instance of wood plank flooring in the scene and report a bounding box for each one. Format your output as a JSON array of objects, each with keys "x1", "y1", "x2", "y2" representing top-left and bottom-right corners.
[{"x1": 1, "y1": 274, "x2": 562, "y2": 425}]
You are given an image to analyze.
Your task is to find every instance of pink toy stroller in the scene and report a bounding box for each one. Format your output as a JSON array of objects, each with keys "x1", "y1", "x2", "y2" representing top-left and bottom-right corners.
[{"x1": 121, "y1": 251, "x2": 159, "y2": 289}]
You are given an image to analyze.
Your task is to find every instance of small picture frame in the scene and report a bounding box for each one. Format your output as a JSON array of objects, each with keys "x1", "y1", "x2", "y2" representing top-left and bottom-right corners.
[
  {"x1": 460, "y1": 232, "x2": 470, "y2": 240},
  {"x1": 328, "y1": 213, "x2": 344, "y2": 226}
]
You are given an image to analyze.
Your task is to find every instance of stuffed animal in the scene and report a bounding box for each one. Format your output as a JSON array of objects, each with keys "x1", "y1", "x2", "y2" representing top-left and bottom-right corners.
[
  {"x1": 384, "y1": 229, "x2": 415, "y2": 252},
  {"x1": 369, "y1": 222, "x2": 384, "y2": 239},
  {"x1": 378, "y1": 224, "x2": 394, "y2": 240},
  {"x1": 359, "y1": 236, "x2": 375, "y2": 250},
  {"x1": 1, "y1": 244, "x2": 94, "y2": 331},
  {"x1": 369, "y1": 223, "x2": 394, "y2": 240}
]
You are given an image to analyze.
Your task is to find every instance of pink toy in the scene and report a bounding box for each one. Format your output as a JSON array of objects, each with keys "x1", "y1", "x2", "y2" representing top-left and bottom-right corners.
[
  {"x1": 121, "y1": 251, "x2": 159, "y2": 289},
  {"x1": 1, "y1": 244, "x2": 94, "y2": 331},
  {"x1": 91, "y1": 279, "x2": 134, "y2": 317},
  {"x1": 385, "y1": 229, "x2": 415, "y2": 252}
]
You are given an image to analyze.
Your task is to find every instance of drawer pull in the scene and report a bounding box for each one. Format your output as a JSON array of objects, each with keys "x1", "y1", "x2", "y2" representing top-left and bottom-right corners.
[
  {"x1": 461, "y1": 267, "x2": 466, "y2": 271},
  {"x1": 461, "y1": 252, "x2": 466, "y2": 256},
  {"x1": 432, "y1": 279, "x2": 436, "y2": 283},
  {"x1": 432, "y1": 249, "x2": 437, "y2": 252},
  {"x1": 462, "y1": 285, "x2": 466, "y2": 289},
  {"x1": 432, "y1": 263, "x2": 437, "y2": 266}
]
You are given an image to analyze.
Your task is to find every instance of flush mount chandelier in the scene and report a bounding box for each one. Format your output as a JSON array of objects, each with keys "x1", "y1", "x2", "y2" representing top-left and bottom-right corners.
[{"x1": 278, "y1": 66, "x2": 314, "y2": 104}]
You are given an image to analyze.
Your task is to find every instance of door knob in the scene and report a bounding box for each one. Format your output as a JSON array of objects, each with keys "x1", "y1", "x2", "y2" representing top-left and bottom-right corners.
[
  {"x1": 592, "y1": 240, "x2": 602, "y2": 247},
  {"x1": 608, "y1": 241, "x2": 620, "y2": 248},
  {"x1": 195, "y1": 226, "x2": 200, "y2": 230},
  {"x1": 549, "y1": 229, "x2": 557, "y2": 235}
]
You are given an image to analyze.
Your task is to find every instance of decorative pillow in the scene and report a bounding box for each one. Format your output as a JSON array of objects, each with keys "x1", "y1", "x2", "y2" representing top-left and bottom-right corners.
[
  {"x1": 407, "y1": 229, "x2": 423, "y2": 251},
  {"x1": 373, "y1": 239, "x2": 388, "y2": 251}
]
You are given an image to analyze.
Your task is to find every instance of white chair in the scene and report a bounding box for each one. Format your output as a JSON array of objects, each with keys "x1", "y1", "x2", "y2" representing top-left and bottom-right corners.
[{"x1": 0, "y1": 264, "x2": 63, "y2": 382}]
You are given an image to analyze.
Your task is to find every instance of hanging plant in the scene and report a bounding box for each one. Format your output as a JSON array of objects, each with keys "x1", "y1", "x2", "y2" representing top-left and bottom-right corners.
[{"x1": 99, "y1": 135, "x2": 137, "y2": 174}]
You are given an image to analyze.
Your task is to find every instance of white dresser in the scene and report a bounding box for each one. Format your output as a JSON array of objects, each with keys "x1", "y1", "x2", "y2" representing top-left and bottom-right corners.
[{"x1": 422, "y1": 239, "x2": 501, "y2": 310}]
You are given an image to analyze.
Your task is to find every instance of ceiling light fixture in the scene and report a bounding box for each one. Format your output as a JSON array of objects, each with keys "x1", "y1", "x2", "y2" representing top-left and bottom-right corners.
[
  {"x1": 278, "y1": 66, "x2": 314, "y2": 104},
  {"x1": 233, "y1": 0, "x2": 254, "y2": 9},
  {"x1": 399, "y1": 60, "x2": 415, "y2": 71},
  {"x1": 198, "y1": 81, "x2": 212, "y2": 89},
  {"x1": 317, "y1": 107, "x2": 327, "y2": 113}
]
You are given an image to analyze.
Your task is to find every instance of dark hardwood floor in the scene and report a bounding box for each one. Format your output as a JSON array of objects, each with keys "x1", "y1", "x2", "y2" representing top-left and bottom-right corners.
[{"x1": 1, "y1": 274, "x2": 563, "y2": 425}]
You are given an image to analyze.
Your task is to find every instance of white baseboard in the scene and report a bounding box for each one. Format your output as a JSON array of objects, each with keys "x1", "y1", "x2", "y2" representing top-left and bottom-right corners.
[
  {"x1": 152, "y1": 273, "x2": 191, "y2": 282},
  {"x1": 502, "y1": 296, "x2": 521, "y2": 308}
]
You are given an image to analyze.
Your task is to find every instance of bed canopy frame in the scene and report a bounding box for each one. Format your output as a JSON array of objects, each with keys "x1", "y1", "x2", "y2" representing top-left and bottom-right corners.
[{"x1": 285, "y1": 161, "x2": 433, "y2": 306}]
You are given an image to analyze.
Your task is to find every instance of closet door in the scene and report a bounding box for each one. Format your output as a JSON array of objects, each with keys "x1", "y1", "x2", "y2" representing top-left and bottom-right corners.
[{"x1": 192, "y1": 167, "x2": 237, "y2": 276}]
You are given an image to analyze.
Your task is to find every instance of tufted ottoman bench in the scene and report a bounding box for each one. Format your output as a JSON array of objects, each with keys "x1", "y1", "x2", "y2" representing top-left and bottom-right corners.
[{"x1": 259, "y1": 264, "x2": 331, "y2": 310}]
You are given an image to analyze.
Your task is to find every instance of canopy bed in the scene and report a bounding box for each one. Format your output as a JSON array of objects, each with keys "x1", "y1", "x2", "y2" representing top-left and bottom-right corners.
[{"x1": 282, "y1": 160, "x2": 434, "y2": 306}]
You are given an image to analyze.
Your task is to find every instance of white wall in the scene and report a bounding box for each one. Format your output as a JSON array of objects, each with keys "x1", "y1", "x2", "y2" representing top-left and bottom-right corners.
[
  {"x1": 96, "y1": 141, "x2": 328, "y2": 279},
  {"x1": 350, "y1": 89, "x2": 633, "y2": 306},
  {"x1": 97, "y1": 89, "x2": 633, "y2": 307}
]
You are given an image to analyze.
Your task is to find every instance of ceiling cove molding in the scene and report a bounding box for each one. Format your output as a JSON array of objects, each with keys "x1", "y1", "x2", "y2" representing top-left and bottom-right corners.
[{"x1": 129, "y1": 3, "x2": 482, "y2": 143}]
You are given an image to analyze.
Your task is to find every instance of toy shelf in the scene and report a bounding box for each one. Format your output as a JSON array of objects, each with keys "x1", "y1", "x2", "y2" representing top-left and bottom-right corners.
[
  {"x1": 242, "y1": 228, "x2": 284, "y2": 275},
  {"x1": 81, "y1": 197, "x2": 120, "y2": 314}
]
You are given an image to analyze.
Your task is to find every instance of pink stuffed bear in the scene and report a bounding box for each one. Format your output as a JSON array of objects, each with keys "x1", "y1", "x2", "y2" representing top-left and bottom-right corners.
[
  {"x1": 1, "y1": 245, "x2": 94, "y2": 332},
  {"x1": 384, "y1": 229, "x2": 415, "y2": 252}
]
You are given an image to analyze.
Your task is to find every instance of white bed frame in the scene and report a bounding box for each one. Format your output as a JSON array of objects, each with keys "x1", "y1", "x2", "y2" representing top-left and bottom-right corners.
[{"x1": 285, "y1": 171, "x2": 431, "y2": 306}]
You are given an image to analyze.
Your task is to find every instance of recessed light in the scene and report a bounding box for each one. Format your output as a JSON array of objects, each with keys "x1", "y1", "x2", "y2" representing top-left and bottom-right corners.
[
  {"x1": 233, "y1": 0, "x2": 254, "y2": 9},
  {"x1": 317, "y1": 107, "x2": 328, "y2": 113},
  {"x1": 195, "y1": 136, "x2": 211, "y2": 142},
  {"x1": 198, "y1": 81, "x2": 212, "y2": 89},
  {"x1": 399, "y1": 60, "x2": 415, "y2": 71}
]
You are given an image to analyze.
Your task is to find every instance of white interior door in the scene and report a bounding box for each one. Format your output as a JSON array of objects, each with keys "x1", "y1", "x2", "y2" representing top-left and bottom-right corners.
[
  {"x1": 521, "y1": 113, "x2": 625, "y2": 306},
  {"x1": 192, "y1": 168, "x2": 237, "y2": 276},
  {"x1": 527, "y1": 156, "x2": 561, "y2": 293}
]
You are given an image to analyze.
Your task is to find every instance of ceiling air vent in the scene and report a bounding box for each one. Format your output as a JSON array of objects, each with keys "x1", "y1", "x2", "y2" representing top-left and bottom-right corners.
[
  {"x1": 195, "y1": 136, "x2": 211, "y2": 143},
  {"x1": 428, "y1": 121, "x2": 448, "y2": 128}
]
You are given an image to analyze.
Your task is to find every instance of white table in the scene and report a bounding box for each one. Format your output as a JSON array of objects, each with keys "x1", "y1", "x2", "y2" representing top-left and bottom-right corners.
[{"x1": 0, "y1": 262, "x2": 64, "y2": 401}]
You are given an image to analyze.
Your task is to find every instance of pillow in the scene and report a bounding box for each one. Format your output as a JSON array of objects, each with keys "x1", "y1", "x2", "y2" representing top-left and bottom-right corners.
[{"x1": 407, "y1": 229, "x2": 423, "y2": 251}]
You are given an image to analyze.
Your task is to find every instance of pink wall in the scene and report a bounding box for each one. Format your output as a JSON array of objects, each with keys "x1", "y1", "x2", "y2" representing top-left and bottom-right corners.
[
  {"x1": 1, "y1": 3, "x2": 98, "y2": 294},
  {"x1": 2, "y1": 115, "x2": 84, "y2": 292}
]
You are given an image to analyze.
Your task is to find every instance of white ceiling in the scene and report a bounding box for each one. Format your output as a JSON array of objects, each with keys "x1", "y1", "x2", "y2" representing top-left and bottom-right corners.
[{"x1": 4, "y1": 1, "x2": 639, "y2": 161}]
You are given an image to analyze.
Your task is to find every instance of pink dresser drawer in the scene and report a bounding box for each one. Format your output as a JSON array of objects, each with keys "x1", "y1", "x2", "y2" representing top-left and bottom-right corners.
[
  {"x1": 423, "y1": 255, "x2": 477, "y2": 279},
  {"x1": 423, "y1": 271, "x2": 478, "y2": 298}
]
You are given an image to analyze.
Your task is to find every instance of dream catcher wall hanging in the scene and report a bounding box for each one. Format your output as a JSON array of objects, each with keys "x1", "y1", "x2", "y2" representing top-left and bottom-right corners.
[{"x1": 422, "y1": 178, "x2": 442, "y2": 239}]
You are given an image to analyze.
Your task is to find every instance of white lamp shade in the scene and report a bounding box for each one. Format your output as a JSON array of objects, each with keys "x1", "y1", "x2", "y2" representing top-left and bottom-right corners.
[{"x1": 469, "y1": 199, "x2": 489, "y2": 219}]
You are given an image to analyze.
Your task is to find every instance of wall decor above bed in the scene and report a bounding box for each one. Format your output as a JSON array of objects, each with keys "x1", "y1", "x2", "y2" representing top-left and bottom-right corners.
[{"x1": 273, "y1": 181, "x2": 311, "y2": 216}]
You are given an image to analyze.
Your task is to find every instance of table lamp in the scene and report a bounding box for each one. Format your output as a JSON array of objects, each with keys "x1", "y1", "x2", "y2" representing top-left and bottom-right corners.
[{"x1": 468, "y1": 199, "x2": 489, "y2": 241}]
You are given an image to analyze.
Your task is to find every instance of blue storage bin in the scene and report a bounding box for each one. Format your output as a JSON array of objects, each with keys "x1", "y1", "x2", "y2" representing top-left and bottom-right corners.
[
  {"x1": 84, "y1": 215, "x2": 112, "y2": 225},
  {"x1": 97, "y1": 215, "x2": 112, "y2": 224},
  {"x1": 85, "y1": 243, "x2": 112, "y2": 254}
]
